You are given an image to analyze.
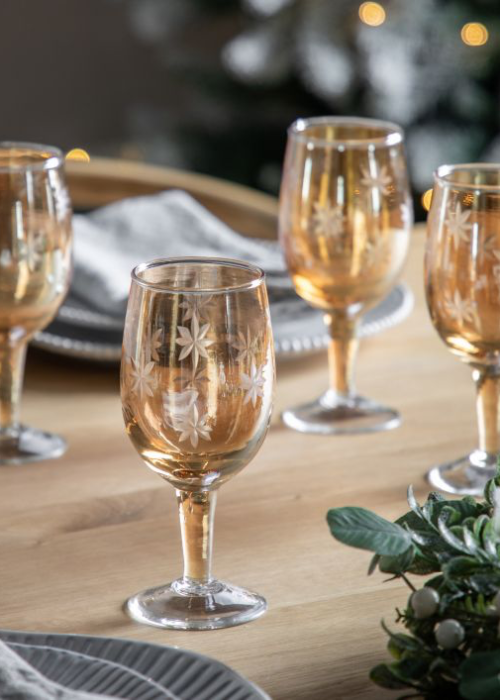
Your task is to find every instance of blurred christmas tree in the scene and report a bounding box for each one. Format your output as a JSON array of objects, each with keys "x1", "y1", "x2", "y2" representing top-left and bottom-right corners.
[{"x1": 119, "y1": 0, "x2": 500, "y2": 219}]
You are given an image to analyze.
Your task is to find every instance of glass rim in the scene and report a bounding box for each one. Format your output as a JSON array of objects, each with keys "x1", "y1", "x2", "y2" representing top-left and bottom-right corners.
[
  {"x1": 434, "y1": 163, "x2": 500, "y2": 191},
  {"x1": 131, "y1": 256, "x2": 266, "y2": 295},
  {"x1": 288, "y1": 116, "x2": 404, "y2": 148},
  {"x1": 0, "y1": 141, "x2": 64, "y2": 173}
]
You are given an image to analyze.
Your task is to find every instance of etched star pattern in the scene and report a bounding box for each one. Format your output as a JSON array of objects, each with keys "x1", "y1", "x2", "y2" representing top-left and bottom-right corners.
[
  {"x1": 175, "y1": 404, "x2": 212, "y2": 448},
  {"x1": 0, "y1": 249, "x2": 12, "y2": 268},
  {"x1": 360, "y1": 165, "x2": 392, "y2": 196},
  {"x1": 164, "y1": 389, "x2": 212, "y2": 448},
  {"x1": 231, "y1": 327, "x2": 258, "y2": 364},
  {"x1": 240, "y1": 363, "x2": 265, "y2": 407},
  {"x1": 312, "y1": 201, "x2": 344, "y2": 240},
  {"x1": 148, "y1": 328, "x2": 163, "y2": 362},
  {"x1": 445, "y1": 203, "x2": 472, "y2": 249},
  {"x1": 179, "y1": 295, "x2": 212, "y2": 323},
  {"x1": 474, "y1": 275, "x2": 488, "y2": 291},
  {"x1": 443, "y1": 290, "x2": 478, "y2": 327},
  {"x1": 130, "y1": 358, "x2": 156, "y2": 399},
  {"x1": 176, "y1": 313, "x2": 214, "y2": 370},
  {"x1": 28, "y1": 231, "x2": 45, "y2": 271},
  {"x1": 174, "y1": 368, "x2": 210, "y2": 390},
  {"x1": 400, "y1": 202, "x2": 413, "y2": 228},
  {"x1": 363, "y1": 238, "x2": 388, "y2": 268}
]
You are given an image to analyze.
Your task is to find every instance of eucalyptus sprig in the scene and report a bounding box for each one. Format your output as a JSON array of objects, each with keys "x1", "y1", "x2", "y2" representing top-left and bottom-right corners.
[{"x1": 327, "y1": 466, "x2": 500, "y2": 699}]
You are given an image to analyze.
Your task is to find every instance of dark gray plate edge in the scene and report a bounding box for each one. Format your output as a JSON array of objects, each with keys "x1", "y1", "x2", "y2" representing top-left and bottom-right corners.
[
  {"x1": 0, "y1": 630, "x2": 271, "y2": 700},
  {"x1": 31, "y1": 283, "x2": 413, "y2": 363},
  {"x1": 7, "y1": 641, "x2": 174, "y2": 699}
]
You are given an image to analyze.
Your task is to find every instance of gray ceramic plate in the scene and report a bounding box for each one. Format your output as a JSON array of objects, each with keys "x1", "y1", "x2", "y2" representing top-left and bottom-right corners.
[
  {"x1": 0, "y1": 630, "x2": 270, "y2": 700},
  {"x1": 32, "y1": 283, "x2": 413, "y2": 362}
]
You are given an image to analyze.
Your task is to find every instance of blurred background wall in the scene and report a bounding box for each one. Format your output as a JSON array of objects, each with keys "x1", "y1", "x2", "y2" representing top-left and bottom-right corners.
[{"x1": 1, "y1": 0, "x2": 498, "y2": 219}]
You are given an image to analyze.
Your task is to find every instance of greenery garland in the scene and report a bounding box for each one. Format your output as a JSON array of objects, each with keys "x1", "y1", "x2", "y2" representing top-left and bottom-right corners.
[{"x1": 327, "y1": 467, "x2": 500, "y2": 699}]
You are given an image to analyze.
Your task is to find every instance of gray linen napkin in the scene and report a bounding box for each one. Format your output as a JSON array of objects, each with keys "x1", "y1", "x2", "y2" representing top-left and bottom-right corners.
[
  {"x1": 0, "y1": 640, "x2": 110, "y2": 699},
  {"x1": 72, "y1": 189, "x2": 291, "y2": 318}
]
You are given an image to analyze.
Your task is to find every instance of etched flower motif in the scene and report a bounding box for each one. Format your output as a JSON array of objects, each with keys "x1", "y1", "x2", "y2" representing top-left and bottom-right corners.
[
  {"x1": 400, "y1": 202, "x2": 413, "y2": 228},
  {"x1": 130, "y1": 358, "x2": 156, "y2": 399},
  {"x1": 218, "y1": 366, "x2": 227, "y2": 386},
  {"x1": 164, "y1": 389, "x2": 212, "y2": 448},
  {"x1": 445, "y1": 203, "x2": 472, "y2": 248},
  {"x1": 148, "y1": 328, "x2": 163, "y2": 362},
  {"x1": 360, "y1": 165, "x2": 392, "y2": 195},
  {"x1": 176, "y1": 314, "x2": 214, "y2": 369},
  {"x1": 179, "y1": 295, "x2": 212, "y2": 323},
  {"x1": 28, "y1": 231, "x2": 45, "y2": 270},
  {"x1": 240, "y1": 363, "x2": 265, "y2": 407},
  {"x1": 175, "y1": 404, "x2": 212, "y2": 448},
  {"x1": 363, "y1": 238, "x2": 387, "y2": 268},
  {"x1": 231, "y1": 327, "x2": 257, "y2": 363},
  {"x1": 312, "y1": 201, "x2": 344, "y2": 239},
  {"x1": 0, "y1": 249, "x2": 12, "y2": 268},
  {"x1": 474, "y1": 274, "x2": 488, "y2": 291},
  {"x1": 175, "y1": 368, "x2": 210, "y2": 390},
  {"x1": 48, "y1": 170, "x2": 71, "y2": 222},
  {"x1": 443, "y1": 290, "x2": 478, "y2": 326}
]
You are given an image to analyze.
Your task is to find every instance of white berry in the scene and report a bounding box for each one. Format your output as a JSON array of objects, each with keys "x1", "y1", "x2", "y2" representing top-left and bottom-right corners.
[
  {"x1": 411, "y1": 588, "x2": 440, "y2": 619},
  {"x1": 435, "y1": 619, "x2": 465, "y2": 649}
]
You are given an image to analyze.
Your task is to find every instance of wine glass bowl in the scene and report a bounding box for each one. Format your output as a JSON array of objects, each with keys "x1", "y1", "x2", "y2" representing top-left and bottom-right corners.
[
  {"x1": 425, "y1": 164, "x2": 500, "y2": 495},
  {"x1": 121, "y1": 257, "x2": 275, "y2": 630},
  {"x1": 279, "y1": 117, "x2": 412, "y2": 434},
  {"x1": 0, "y1": 142, "x2": 72, "y2": 464}
]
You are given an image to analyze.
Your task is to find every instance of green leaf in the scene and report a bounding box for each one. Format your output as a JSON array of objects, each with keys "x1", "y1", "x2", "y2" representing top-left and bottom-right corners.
[
  {"x1": 367, "y1": 553, "x2": 380, "y2": 576},
  {"x1": 369, "y1": 664, "x2": 409, "y2": 690},
  {"x1": 474, "y1": 514, "x2": 490, "y2": 542},
  {"x1": 379, "y1": 547, "x2": 415, "y2": 574},
  {"x1": 407, "y1": 485, "x2": 425, "y2": 520},
  {"x1": 459, "y1": 650, "x2": 500, "y2": 699},
  {"x1": 442, "y1": 556, "x2": 482, "y2": 578},
  {"x1": 387, "y1": 634, "x2": 423, "y2": 659},
  {"x1": 438, "y1": 512, "x2": 471, "y2": 555},
  {"x1": 327, "y1": 507, "x2": 413, "y2": 556}
]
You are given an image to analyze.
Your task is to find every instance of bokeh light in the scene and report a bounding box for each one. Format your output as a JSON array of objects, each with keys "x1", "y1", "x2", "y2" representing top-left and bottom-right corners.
[
  {"x1": 421, "y1": 189, "x2": 433, "y2": 212},
  {"x1": 358, "y1": 2, "x2": 386, "y2": 27},
  {"x1": 65, "y1": 148, "x2": 90, "y2": 163},
  {"x1": 461, "y1": 22, "x2": 489, "y2": 47}
]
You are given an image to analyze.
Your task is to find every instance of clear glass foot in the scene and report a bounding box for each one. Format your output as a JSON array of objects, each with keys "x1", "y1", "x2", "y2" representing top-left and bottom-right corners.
[
  {"x1": 0, "y1": 425, "x2": 67, "y2": 465},
  {"x1": 126, "y1": 578, "x2": 267, "y2": 631},
  {"x1": 281, "y1": 390, "x2": 401, "y2": 435},
  {"x1": 427, "y1": 449, "x2": 497, "y2": 496}
]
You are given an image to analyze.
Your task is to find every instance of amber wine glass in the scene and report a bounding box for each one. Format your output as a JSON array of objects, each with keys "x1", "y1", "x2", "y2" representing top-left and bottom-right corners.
[
  {"x1": 0, "y1": 143, "x2": 72, "y2": 464},
  {"x1": 279, "y1": 117, "x2": 412, "y2": 434},
  {"x1": 121, "y1": 257, "x2": 275, "y2": 630},
  {"x1": 425, "y1": 164, "x2": 500, "y2": 495}
]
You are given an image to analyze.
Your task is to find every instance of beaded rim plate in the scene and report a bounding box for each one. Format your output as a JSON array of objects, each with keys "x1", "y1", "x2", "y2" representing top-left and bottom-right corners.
[
  {"x1": 32, "y1": 283, "x2": 413, "y2": 363},
  {"x1": 0, "y1": 630, "x2": 270, "y2": 700}
]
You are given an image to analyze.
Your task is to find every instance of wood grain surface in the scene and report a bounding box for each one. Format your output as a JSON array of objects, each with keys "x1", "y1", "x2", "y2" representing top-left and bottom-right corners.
[{"x1": 0, "y1": 162, "x2": 477, "y2": 699}]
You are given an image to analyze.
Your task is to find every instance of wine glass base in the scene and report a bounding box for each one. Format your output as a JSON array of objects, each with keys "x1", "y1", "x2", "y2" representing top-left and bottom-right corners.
[
  {"x1": 427, "y1": 451, "x2": 497, "y2": 496},
  {"x1": 0, "y1": 425, "x2": 67, "y2": 465},
  {"x1": 126, "y1": 578, "x2": 267, "y2": 631},
  {"x1": 281, "y1": 391, "x2": 401, "y2": 435}
]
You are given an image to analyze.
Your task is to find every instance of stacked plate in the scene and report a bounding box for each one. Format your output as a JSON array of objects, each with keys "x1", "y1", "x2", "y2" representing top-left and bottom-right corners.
[
  {"x1": 33, "y1": 284, "x2": 414, "y2": 363},
  {"x1": 0, "y1": 630, "x2": 269, "y2": 699}
]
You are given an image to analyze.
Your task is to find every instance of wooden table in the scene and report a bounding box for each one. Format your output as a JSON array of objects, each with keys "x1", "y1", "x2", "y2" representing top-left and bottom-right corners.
[{"x1": 0, "y1": 164, "x2": 478, "y2": 699}]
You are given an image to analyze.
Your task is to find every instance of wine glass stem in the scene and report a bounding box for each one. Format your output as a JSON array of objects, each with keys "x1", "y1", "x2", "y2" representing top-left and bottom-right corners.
[
  {"x1": 324, "y1": 313, "x2": 359, "y2": 397},
  {"x1": 177, "y1": 489, "x2": 216, "y2": 585},
  {"x1": 0, "y1": 340, "x2": 27, "y2": 436},
  {"x1": 474, "y1": 368, "x2": 500, "y2": 455}
]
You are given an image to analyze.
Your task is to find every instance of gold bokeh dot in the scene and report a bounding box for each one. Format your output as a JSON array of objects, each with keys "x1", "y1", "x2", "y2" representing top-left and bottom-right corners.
[
  {"x1": 461, "y1": 22, "x2": 489, "y2": 46},
  {"x1": 65, "y1": 148, "x2": 90, "y2": 163},
  {"x1": 358, "y1": 2, "x2": 386, "y2": 27},
  {"x1": 421, "y1": 189, "x2": 433, "y2": 212}
]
